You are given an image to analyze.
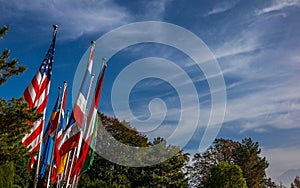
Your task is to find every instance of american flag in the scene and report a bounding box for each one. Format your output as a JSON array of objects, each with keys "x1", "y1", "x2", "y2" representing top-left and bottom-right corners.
[{"x1": 22, "y1": 25, "x2": 58, "y2": 171}]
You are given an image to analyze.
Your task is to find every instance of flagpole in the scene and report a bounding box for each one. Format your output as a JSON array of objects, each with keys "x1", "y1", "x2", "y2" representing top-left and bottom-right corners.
[
  {"x1": 66, "y1": 75, "x2": 95, "y2": 187},
  {"x1": 33, "y1": 25, "x2": 58, "y2": 188},
  {"x1": 66, "y1": 149, "x2": 76, "y2": 187},
  {"x1": 45, "y1": 87, "x2": 61, "y2": 188},
  {"x1": 61, "y1": 149, "x2": 72, "y2": 188},
  {"x1": 59, "y1": 110, "x2": 70, "y2": 187},
  {"x1": 46, "y1": 82, "x2": 67, "y2": 188},
  {"x1": 72, "y1": 74, "x2": 95, "y2": 187},
  {"x1": 73, "y1": 58, "x2": 106, "y2": 187}
]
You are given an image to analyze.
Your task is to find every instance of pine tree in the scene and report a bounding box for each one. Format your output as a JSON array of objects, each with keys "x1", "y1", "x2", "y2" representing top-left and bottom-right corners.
[
  {"x1": 233, "y1": 138, "x2": 269, "y2": 188},
  {"x1": 0, "y1": 25, "x2": 41, "y2": 187},
  {"x1": 0, "y1": 26, "x2": 26, "y2": 85}
]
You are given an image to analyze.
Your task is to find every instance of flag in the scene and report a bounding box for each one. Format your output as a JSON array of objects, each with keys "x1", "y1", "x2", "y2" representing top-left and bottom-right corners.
[
  {"x1": 38, "y1": 88, "x2": 61, "y2": 179},
  {"x1": 80, "y1": 113, "x2": 99, "y2": 174},
  {"x1": 51, "y1": 82, "x2": 68, "y2": 184},
  {"x1": 71, "y1": 64, "x2": 107, "y2": 180},
  {"x1": 58, "y1": 41, "x2": 95, "y2": 158},
  {"x1": 22, "y1": 25, "x2": 58, "y2": 171},
  {"x1": 56, "y1": 110, "x2": 71, "y2": 176}
]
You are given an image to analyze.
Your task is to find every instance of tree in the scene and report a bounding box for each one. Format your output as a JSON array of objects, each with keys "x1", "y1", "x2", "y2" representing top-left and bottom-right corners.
[
  {"x1": 0, "y1": 25, "x2": 40, "y2": 187},
  {"x1": 188, "y1": 138, "x2": 272, "y2": 188},
  {"x1": 0, "y1": 26, "x2": 26, "y2": 85},
  {"x1": 291, "y1": 176, "x2": 300, "y2": 188},
  {"x1": 79, "y1": 113, "x2": 189, "y2": 187},
  {"x1": 205, "y1": 162, "x2": 247, "y2": 188},
  {"x1": 233, "y1": 138, "x2": 269, "y2": 188},
  {"x1": 187, "y1": 138, "x2": 238, "y2": 187}
]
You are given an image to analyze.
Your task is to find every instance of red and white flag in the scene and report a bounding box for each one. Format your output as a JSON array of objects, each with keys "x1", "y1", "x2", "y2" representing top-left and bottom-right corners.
[
  {"x1": 58, "y1": 41, "x2": 95, "y2": 157},
  {"x1": 71, "y1": 63, "x2": 107, "y2": 180}
]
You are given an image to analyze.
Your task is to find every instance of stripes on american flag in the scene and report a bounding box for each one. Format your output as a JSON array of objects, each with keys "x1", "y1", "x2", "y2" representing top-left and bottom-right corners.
[{"x1": 22, "y1": 27, "x2": 57, "y2": 171}]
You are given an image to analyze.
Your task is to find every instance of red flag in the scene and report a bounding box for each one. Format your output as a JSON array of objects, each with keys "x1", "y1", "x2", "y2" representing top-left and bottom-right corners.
[
  {"x1": 58, "y1": 42, "x2": 95, "y2": 158},
  {"x1": 70, "y1": 64, "x2": 107, "y2": 183}
]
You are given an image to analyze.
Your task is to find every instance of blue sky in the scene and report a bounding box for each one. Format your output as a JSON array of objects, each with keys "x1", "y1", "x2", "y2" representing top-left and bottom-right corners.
[{"x1": 1, "y1": 0, "x2": 300, "y2": 185}]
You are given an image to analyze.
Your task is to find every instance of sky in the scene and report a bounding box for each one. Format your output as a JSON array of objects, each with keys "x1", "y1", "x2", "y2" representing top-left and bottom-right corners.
[{"x1": 1, "y1": 0, "x2": 300, "y2": 185}]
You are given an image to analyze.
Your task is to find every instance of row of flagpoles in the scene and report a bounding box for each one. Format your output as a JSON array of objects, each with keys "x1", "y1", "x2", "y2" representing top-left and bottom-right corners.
[{"x1": 21, "y1": 25, "x2": 107, "y2": 188}]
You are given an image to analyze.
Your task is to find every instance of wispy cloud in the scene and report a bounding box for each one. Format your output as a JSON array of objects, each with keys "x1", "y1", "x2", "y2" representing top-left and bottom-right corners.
[
  {"x1": 207, "y1": 0, "x2": 239, "y2": 16},
  {"x1": 140, "y1": 0, "x2": 173, "y2": 20},
  {"x1": 256, "y1": 0, "x2": 300, "y2": 16},
  {"x1": 0, "y1": 0, "x2": 171, "y2": 40},
  {"x1": 0, "y1": 0, "x2": 131, "y2": 40}
]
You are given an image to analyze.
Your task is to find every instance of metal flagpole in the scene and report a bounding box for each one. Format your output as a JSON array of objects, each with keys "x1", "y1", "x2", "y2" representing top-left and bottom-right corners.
[
  {"x1": 57, "y1": 106, "x2": 70, "y2": 188},
  {"x1": 45, "y1": 86, "x2": 61, "y2": 188},
  {"x1": 33, "y1": 24, "x2": 58, "y2": 188},
  {"x1": 73, "y1": 57, "x2": 106, "y2": 188},
  {"x1": 66, "y1": 148, "x2": 76, "y2": 188},
  {"x1": 46, "y1": 82, "x2": 68, "y2": 188},
  {"x1": 58, "y1": 110, "x2": 70, "y2": 188},
  {"x1": 72, "y1": 73, "x2": 95, "y2": 187}
]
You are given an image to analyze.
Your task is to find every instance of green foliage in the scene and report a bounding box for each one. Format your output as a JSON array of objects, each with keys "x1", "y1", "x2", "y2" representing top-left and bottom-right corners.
[
  {"x1": 188, "y1": 138, "x2": 271, "y2": 188},
  {"x1": 0, "y1": 162, "x2": 14, "y2": 188},
  {"x1": 187, "y1": 138, "x2": 238, "y2": 187},
  {"x1": 0, "y1": 97, "x2": 41, "y2": 166},
  {"x1": 205, "y1": 162, "x2": 247, "y2": 188},
  {"x1": 79, "y1": 175, "x2": 110, "y2": 188},
  {"x1": 0, "y1": 25, "x2": 40, "y2": 187},
  {"x1": 79, "y1": 113, "x2": 189, "y2": 187},
  {"x1": 0, "y1": 25, "x2": 26, "y2": 85},
  {"x1": 233, "y1": 138, "x2": 269, "y2": 188},
  {"x1": 0, "y1": 26, "x2": 8, "y2": 39}
]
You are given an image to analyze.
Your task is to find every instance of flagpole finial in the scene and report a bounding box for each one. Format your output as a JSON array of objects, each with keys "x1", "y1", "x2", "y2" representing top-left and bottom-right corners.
[{"x1": 53, "y1": 25, "x2": 58, "y2": 30}]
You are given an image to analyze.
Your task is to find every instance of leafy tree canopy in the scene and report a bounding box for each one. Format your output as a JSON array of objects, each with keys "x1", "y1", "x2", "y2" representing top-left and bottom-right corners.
[
  {"x1": 205, "y1": 162, "x2": 247, "y2": 188},
  {"x1": 79, "y1": 113, "x2": 189, "y2": 188},
  {"x1": 188, "y1": 138, "x2": 274, "y2": 188}
]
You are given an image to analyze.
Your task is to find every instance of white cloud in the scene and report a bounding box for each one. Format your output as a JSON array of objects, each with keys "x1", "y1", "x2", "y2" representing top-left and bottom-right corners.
[
  {"x1": 256, "y1": 0, "x2": 300, "y2": 16},
  {"x1": 0, "y1": 0, "x2": 131, "y2": 40},
  {"x1": 207, "y1": 0, "x2": 239, "y2": 16},
  {"x1": 0, "y1": 0, "x2": 172, "y2": 40}
]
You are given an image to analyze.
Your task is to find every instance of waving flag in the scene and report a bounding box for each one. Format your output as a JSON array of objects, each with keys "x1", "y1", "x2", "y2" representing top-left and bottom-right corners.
[
  {"x1": 22, "y1": 25, "x2": 58, "y2": 171},
  {"x1": 50, "y1": 82, "x2": 68, "y2": 184},
  {"x1": 38, "y1": 88, "x2": 61, "y2": 179},
  {"x1": 58, "y1": 41, "x2": 95, "y2": 157},
  {"x1": 71, "y1": 64, "x2": 107, "y2": 180}
]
